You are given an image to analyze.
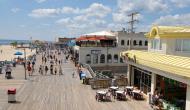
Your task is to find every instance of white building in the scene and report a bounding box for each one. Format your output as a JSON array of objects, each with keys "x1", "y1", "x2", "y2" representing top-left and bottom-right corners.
[{"x1": 73, "y1": 30, "x2": 147, "y2": 72}]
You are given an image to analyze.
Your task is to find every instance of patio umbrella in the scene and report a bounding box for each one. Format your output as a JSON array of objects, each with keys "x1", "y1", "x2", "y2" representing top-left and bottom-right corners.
[{"x1": 14, "y1": 51, "x2": 23, "y2": 55}]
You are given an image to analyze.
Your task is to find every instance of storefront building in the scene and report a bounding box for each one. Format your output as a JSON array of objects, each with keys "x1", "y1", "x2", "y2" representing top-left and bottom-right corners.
[{"x1": 121, "y1": 26, "x2": 190, "y2": 110}]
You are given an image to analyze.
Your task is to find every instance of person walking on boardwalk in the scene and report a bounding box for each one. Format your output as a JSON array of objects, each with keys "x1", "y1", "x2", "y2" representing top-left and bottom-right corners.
[
  {"x1": 50, "y1": 65, "x2": 53, "y2": 75},
  {"x1": 45, "y1": 65, "x2": 49, "y2": 75},
  {"x1": 44, "y1": 57, "x2": 47, "y2": 64},
  {"x1": 39, "y1": 65, "x2": 43, "y2": 75},
  {"x1": 59, "y1": 65, "x2": 63, "y2": 75},
  {"x1": 27, "y1": 64, "x2": 32, "y2": 76},
  {"x1": 32, "y1": 60, "x2": 35, "y2": 73},
  {"x1": 5, "y1": 65, "x2": 12, "y2": 79},
  {"x1": 54, "y1": 67, "x2": 57, "y2": 75},
  {"x1": 55, "y1": 58, "x2": 58, "y2": 65}
]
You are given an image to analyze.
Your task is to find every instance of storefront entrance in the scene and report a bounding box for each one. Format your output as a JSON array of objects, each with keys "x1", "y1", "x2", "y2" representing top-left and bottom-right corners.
[
  {"x1": 156, "y1": 75, "x2": 187, "y2": 110},
  {"x1": 133, "y1": 67, "x2": 151, "y2": 94}
]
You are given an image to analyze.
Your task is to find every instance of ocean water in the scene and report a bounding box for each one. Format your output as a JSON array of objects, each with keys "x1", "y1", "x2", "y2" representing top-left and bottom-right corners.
[{"x1": 0, "y1": 39, "x2": 30, "y2": 45}]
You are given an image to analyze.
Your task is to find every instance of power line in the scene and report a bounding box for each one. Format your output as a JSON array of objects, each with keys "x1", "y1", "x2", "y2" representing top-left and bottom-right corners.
[{"x1": 128, "y1": 12, "x2": 139, "y2": 33}]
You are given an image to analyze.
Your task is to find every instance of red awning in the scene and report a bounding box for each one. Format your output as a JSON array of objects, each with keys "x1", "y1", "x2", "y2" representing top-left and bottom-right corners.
[{"x1": 76, "y1": 36, "x2": 113, "y2": 41}]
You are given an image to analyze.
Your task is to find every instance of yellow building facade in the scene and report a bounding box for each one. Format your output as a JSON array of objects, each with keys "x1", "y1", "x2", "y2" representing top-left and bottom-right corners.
[{"x1": 121, "y1": 26, "x2": 190, "y2": 110}]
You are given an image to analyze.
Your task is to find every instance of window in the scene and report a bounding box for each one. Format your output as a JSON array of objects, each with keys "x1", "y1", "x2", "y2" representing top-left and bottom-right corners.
[
  {"x1": 151, "y1": 39, "x2": 162, "y2": 50},
  {"x1": 113, "y1": 54, "x2": 118, "y2": 63},
  {"x1": 127, "y1": 40, "x2": 130, "y2": 46},
  {"x1": 120, "y1": 57, "x2": 124, "y2": 63},
  {"x1": 175, "y1": 39, "x2": 190, "y2": 52},
  {"x1": 100, "y1": 54, "x2": 105, "y2": 63},
  {"x1": 93, "y1": 54, "x2": 98, "y2": 64},
  {"x1": 145, "y1": 40, "x2": 148, "y2": 46},
  {"x1": 133, "y1": 40, "x2": 137, "y2": 46},
  {"x1": 121, "y1": 40, "x2": 125, "y2": 46},
  {"x1": 139, "y1": 40, "x2": 142, "y2": 46},
  {"x1": 86, "y1": 54, "x2": 91, "y2": 64},
  {"x1": 107, "y1": 54, "x2": 112, "y2": 63}
]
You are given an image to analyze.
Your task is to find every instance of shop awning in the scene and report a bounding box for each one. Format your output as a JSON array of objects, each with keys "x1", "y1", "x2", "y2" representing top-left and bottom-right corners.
[
  {"x1": 76, "y1": 36, "x2": 114, "y2": 41},
  {"x1": 121, "y1": 50, "x2": 190, "y2": 79}
]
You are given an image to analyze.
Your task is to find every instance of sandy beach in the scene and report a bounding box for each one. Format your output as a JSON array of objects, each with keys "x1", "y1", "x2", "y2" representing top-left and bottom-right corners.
[{"x1": 0, "y1": 45, "x2": 36, "y2": 61}]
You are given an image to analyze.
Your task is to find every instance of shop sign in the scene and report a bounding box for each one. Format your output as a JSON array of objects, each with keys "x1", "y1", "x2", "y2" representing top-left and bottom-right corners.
[{"x1": 91, "y1": 50, "x2": 101, "y2": 54}]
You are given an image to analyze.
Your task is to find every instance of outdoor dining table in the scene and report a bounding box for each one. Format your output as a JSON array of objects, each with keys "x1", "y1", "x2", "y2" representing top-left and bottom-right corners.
[
  {"x1": 126, "y1": 86, "x2": 134, "y2": 90},
  {"x1": 116, "y1": 90, "x2": 126, "y2": 100},
  {"x1": 96, "y1": 91, "x2": 107, "y2": 101},
  {"x1": 132, "y1": 90, "x2": 143, "y2": 100},
  {"x1": 109, "y1": 86, "x2": 119, "y2": 98},
  {"x1": 109, "y1": 86, "x2": 119, "y2": 90}
]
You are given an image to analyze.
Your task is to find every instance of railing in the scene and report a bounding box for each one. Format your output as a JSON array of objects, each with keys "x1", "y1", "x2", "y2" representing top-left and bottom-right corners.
[
  {"x1": 82, "y1": 63, "x2": 109, "y2": 78},
  {"x1": 83, "y1": 63, "x2": 96, "y2": 77}
]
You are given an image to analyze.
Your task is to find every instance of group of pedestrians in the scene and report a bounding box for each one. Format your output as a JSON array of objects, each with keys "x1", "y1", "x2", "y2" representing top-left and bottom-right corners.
[
  {"x1": 38, "y1": 49, "x2": 64, "y2": 76},
  {"x1": 27, "y1": 59, "x2": 36, "y2": 76}
]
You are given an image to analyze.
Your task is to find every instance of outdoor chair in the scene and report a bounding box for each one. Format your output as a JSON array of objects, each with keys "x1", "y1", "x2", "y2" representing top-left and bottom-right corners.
[{"x1": 105, "y1": 92, "x2": 112, "y2": 101}]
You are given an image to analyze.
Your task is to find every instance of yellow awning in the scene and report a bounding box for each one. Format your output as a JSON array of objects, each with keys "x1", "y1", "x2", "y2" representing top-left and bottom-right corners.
[{"x1": 121, "y1": 50, "x2": 190, "y2": 79}]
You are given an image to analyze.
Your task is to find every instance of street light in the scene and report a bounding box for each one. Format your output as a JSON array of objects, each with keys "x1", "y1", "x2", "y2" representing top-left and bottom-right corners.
[
  {"x1": 17, "y1": 47, "x2": 27, "y2": 80},
  {"x1": 24, "y1": 48, "x2": 27, "y2": 80}
]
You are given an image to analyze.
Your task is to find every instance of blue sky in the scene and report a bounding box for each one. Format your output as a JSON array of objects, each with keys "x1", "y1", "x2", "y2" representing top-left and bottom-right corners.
[{"x1": 0, "y1": 0, "x2": 190, "y2": 41}]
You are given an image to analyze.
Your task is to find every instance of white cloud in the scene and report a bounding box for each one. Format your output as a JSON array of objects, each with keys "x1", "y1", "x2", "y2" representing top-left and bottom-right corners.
[
  {"x1": 29, "y1": 3, "x2": 111, "y2": 19},
  {"x1": 117, "y1": 0, "x2": 168, "y2": 13},
  {"x1": 28, "y1": 9, "x2": 60, "y2": 18},
  {"x1": 11, "y1": 8, "x2": 20, "y2": 13},
  {"x1": 61, "y1": 7, "x2": 80, "y2": 14},
  {"x1": 35, "y1": 0, "x2": 46, "y2": 3},
  {"x1": 170, "y1": 0, "x2": 190, "y2": 8},
  {"x1": 56, "y1": 18, "x2": 72, "y2": 25},
  {"x1": 154, "y1": 13, "x2": 190, "y2": 26},
  {"x1": 82, "y1": 3, "x2": 111, "y2": 18}
]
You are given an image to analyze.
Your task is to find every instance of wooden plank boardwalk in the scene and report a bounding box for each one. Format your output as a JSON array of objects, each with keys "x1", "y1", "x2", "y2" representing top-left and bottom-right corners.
[{"x1": 3, "y1": 54, "x2": 152, "y2": 110}]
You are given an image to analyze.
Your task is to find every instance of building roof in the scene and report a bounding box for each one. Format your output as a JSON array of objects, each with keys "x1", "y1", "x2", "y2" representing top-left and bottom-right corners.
[
  {"x1": 121, "y1": 50, "x2": 190, "y2": 79},
  {"x1": 82, "y1": 31, "x2": 115, "y2": 37},
  {"x1": 146, "y1": 26, "x2": 190, "y2": 38}
]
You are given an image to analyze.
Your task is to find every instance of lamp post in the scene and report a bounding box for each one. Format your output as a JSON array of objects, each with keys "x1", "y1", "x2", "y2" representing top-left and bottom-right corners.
[
  {"x1": 17, "y1": 47, "x2": 27, "y2": 80},
  {"x1": 24, "y1": 48, "x2": 27, "y2": 80}
]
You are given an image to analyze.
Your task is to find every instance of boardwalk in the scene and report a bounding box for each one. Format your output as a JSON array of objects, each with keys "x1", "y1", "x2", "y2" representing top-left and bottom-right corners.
[{"x1": 2, "y1": 54, "x2": 151, "y2": 110}]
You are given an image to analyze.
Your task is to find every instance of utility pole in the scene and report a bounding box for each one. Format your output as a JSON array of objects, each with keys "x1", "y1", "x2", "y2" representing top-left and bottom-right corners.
[{"x1": 128, "y1": 12, "x2": 139, "y2": 33}]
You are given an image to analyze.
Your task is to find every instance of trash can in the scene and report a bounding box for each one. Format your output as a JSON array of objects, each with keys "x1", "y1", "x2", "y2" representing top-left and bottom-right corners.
[{"x1": 7, "y1": 88, "x2": 16, "y2": 103}]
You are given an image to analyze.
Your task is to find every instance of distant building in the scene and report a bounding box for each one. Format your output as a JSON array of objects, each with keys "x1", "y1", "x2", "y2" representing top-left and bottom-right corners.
[
  {"x1": 121, "y1": 26, "x2": 190, "y2": 110},
  {"x1": 73, "y1": 30, "x2": 147, "y2": 73},
  {"x1": 55, "y1": 37, "x2": 75, "y2": 48}
]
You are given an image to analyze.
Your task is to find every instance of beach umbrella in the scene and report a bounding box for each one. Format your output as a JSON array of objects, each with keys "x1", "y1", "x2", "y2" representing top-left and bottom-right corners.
[{"x1": 14, "y1": 51, "x2": 23, "y2": 55}]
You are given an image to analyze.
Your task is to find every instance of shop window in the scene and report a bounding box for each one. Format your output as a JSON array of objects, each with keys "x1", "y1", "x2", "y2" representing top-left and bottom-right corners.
[
  {"x1": 175, "y1": 39, "x2": 190, "y2": 52},
  {"x1": 121, "y1": 40, "x2": 125, "y2": 46},
  {"x1": 113, "y1": 54, "x2": 118, "y2": 63},
  {"x1": 133, "y1": 40, "x2": 137, "y2": 46},
  {"x1": 151, "y1": 39, "x2": 162, "y2": 50},
  {"x1": 139, "y1": 40, "x2": 142, "y2": 46},
  {"x1": 100, "y1": 54, "x2": 105, "y2": 63},
  {"x1": 107, "y1": 54, "x2": 112, "y2": 63},
  {"x1": 92, "y1": 54, "x2": 98, "y2": 64},
  {"x1": 86, "y1": 54, "x2": 91, "y2": 64}
]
